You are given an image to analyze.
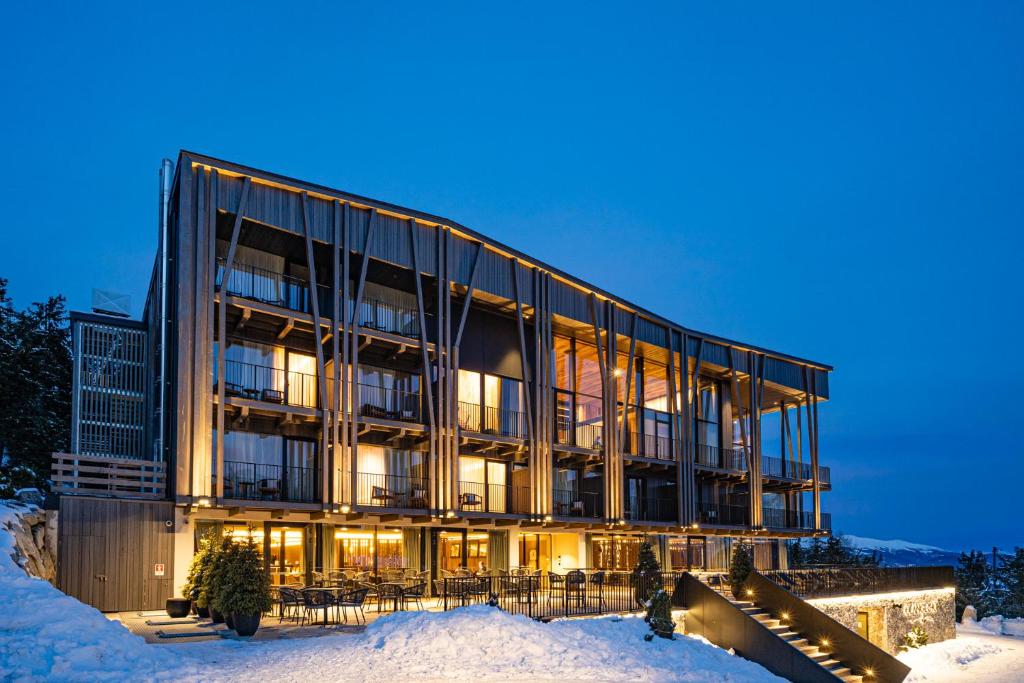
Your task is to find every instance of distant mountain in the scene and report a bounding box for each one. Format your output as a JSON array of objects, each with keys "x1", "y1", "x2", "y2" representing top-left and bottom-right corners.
[{"x1": 842, "y1": 535, "x2": 962, "y2": 567}]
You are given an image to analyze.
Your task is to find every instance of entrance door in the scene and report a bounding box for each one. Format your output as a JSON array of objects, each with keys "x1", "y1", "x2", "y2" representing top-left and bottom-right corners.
[
  {"x1": 856, "y1": 611, "x2": 870, "y2": 640},
  {"x1": 518, "y1": 534, "x2": 552, "y2": 572}
]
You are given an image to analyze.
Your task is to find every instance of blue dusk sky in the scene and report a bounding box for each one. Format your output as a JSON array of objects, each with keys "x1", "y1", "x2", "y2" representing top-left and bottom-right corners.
[{"x1": 1, "y1": 2, "x2": 1020, "y2": 551}]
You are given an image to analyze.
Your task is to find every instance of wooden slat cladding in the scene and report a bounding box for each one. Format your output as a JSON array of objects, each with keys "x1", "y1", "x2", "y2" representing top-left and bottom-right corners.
[
  {"x1": 58, "y1": 496, "x2": 175, "y2": 612},
  {"x1": 52, "y1": 453, "x2": 166, "y2": 499}
]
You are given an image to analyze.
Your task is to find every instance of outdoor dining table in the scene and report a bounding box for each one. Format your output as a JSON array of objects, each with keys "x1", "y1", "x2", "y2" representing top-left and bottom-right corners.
[
  {"x1": 302, "y1": 587, "x2": 347, "y2": 626},
  {"x1": 376, "y1": 582, "x2": 407, "y2": 612}
]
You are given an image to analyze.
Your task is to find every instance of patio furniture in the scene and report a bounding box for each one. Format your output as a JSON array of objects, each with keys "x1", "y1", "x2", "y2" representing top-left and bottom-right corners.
[
  {"x1": 377, "y1": 582, "x2": 404, "y2": 612},
  {"x1": 370, "y1": 485, "x2": 397, "y2": 507},
  {"x1": 439, "y1": 568, "x2": 455, "y2": 579},
  {"x1": 409, "y1": 487, "x2": 428, "y2": 509},
  {"x1": 548, "y1": 572, "x2": 566, "y2": 605},
  {"x1": 382, "y1": 569, "x2": 404, "y2": 583},
  {"x1": 278, "y1": 587, "x2": 303, "y2": 622},
  {"x1": 223, "y1": 381, "x2": 243, "y2": 397},
  {"x1": 261, "y1": 388, "x2": 285, "y2": 404},
  {"x1": 401, "y1": 582, "x2": 426, "y2": 610},
  {"x1": 590, "y1": 571, "x2": 607, "y2": 609},
  {"x1": 566, "y1": 570, "x2": 587, "y2": 607},
  {"x1": 459, "y1": 492, "x2": 482, "y2": 511},
  {"x1": 337, "y1": 587, "x2": 370, "y2": 624},
  {"x1": 300, "y1": 588, "x2": 336, "y2": 627},
  {"x1": 403, "y1": 568, "x2": 420, "y2": 581},
  {"x1": 258, "y1": 478, "x2": 281, "y2": 500}
]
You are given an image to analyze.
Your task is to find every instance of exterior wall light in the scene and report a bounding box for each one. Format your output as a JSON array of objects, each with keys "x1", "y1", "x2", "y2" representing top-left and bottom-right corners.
[{"x1": 339, "y1": 504, "x2": 351, "y2": 514}]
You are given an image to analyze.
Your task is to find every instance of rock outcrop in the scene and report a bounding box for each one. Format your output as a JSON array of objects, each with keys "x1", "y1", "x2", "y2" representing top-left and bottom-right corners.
[{"x1": 0, "y1": 499, "x2": 58, "y2": 583}]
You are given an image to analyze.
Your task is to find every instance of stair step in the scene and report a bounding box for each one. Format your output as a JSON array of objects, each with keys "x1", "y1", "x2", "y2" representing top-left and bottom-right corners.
[{"x1": 830, "y1": 667, "x2": 852, "y2": 677}]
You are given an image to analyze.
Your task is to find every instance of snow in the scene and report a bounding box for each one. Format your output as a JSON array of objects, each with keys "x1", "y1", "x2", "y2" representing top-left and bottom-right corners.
[
  {"x1": 899, "y1": 624, "x2": 1024, "y2": 682},
  {"x1": 843, "y1": 535, "x2": 947, "y2": 553},
  {"x1": 0, "y1": 504, "x2": 185, "y2": 681}
]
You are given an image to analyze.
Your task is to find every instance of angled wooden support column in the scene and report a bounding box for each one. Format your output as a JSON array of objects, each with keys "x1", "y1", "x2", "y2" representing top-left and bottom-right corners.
[
  {"x1": 350, "y1": 209, "x2": 378, "y2": 507},
  {"x1": 409, "y1": 218, "x2": 438, "y2": 510},
  {"x1": 588, "y1": 294, "x2": 609, "y2": 518},
  {"x1": 512, "y1": 260, "x2": 537, "y2": 512},
  {"x1": 300, "y1": 194, "x2": 331, "y2": 504},
  {"x1": 215, "y1": 177, "x2": 251, "y2": 499},
  {"x1": 617, "y1": 313, "x2": 638, "y2": 455},
  {"x1": 329, "y1": 200, "x2": 342, "y2": 506}
]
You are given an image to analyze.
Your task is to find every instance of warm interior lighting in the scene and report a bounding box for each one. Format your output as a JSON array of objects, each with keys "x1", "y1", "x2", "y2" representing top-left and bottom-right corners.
[
  {"x1": 339, "y1": 504, "x2": 351, "y2": 514},
  {"x1": 197, "y1": 496, "x2": 211, "y2": 507},
  {"x1": 446, "y1": 511, "x2": 456, "y2": 518},
  {"x1": 544, "y1": 515, "x2": 553, "y2": 522}
]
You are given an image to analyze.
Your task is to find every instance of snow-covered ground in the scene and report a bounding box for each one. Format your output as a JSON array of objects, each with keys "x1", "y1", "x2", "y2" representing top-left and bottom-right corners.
[{"x1": 899, "y1": 623, "x2": 1024, "y2": 682}]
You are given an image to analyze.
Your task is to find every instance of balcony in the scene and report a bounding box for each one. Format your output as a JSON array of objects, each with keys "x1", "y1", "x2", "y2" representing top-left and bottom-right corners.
[
  {"x1": 218, "y1": 259, "x2": 330, "y2": 317},
  {"x1": 552, "y1": 488, "x2": 603, "y2": 518},
  {"x1": 457, "y1": 402, "x2": 527, "y2": 439},
  {"x1": 218, "y1": 360, "x2": 318, "y2": 409},
  {"x1": 457, "y1": 480, "x2": 530, "y2": 514},
  {"x1": 697, "y1": 500, "x2": 750, "y2": 526},
  {"x1": 624, "y1": 495, "x2": 677, "y2": 523},
  {"x1": 356, "y1": 472, "x2": 429, "y2": 509},
  {"x1": 695, "y1": 444, "x2": 747, "y2": 471},
  {"x1": 554, "y1": 417, "x2": 603, "y2": 450},
  {"x1": 762, "y1": 506, "x2": 815, "y2": 530},
  {"x1": 221, "y1": 459, "x2": 319, "y2": 503},
  {"x1": 352, "y1": 297, "x2": 421, "y2": 338},
  {"x1": 355, "y1": 383, "x2": 421, "y2": 423},
  {"x1": 625, "y1": 431, "x2": 674, "y2": 461}
]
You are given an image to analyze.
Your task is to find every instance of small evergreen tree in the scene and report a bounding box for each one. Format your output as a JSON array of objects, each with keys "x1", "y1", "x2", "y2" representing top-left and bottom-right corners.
[
  {"x1": 183, "y1": 537, "x2": 216, "y2": 607},
  {"x1": 996, "y1": 547, "x2": 1024, "y2": 618},
  {"x1": 729, "y1": 543, "x2": 755, "y2": 599},
  {"x1": 901, "y1": 626, "x2": 929, "y2": 651},
  {"x1": 955, "y1": 550, "x2": 990, "y2": 620},
  {"x1": 206, "y1": 537, "x2": 239, "y2": 615},
  {"x1": 632, "y1": 537, "x2": 663, "y2": 606},
  {"x1": 644, "y1": 589, "x2": 675, "y2": 640},
  {"x1": 219, "y1": 537, "x2": 271, "y2": 617}
]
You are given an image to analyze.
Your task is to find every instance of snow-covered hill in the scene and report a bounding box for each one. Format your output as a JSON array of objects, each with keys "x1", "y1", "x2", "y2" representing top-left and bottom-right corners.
[{"x1": 844, "y1": 535, "x2": 962, "y2": 567}]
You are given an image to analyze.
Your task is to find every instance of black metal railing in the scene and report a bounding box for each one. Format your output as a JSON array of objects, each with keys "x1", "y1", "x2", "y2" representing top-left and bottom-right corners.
[
  {"x1": 552, "y1": 488, "x2": 603, "y2": 518},
  {"x1": 356, "y1": 472, "x2": 429, "y2": 509},
  {"x1": 457, "y1": 402, "x2": 527, "y2": 438},
  {"x1": 695, "y1": 444, "x2": 747, "y2": 471},
  {"x1": 221, "y1": 460, "x2": 319, "y2": 503},
  {"x1": 819, "y1": 465, "x2": 831, "y2": 484},
  {"x1": 759, "y1": 566, "x2": 955, "y2": 600},
  {"x1": 698, "y1": 501, "x2": 750, "y2": 526},
  {"x1": 356, "y1": 383, "x2": 421, "y2": 422},
  {"x1": 762, "y1": 506, "x2": 815, "y2": 530},
  {"x1": 218, "y1": 259, "x2": 331, "y2": 316},
  {"x1": 761, "y1": 455, "x2": 814, "y2": 480},
  {"x1": 625, "y1": 431, "x2": 674, "y2": 460},
  {"x1": 218, "y1": 360, "x2": 318, "y2": 408},
  {"x1": 554, "y1": 417, "x2": 603, "y2": 450},
  {"x1": 820, "y1": 511, "x2": 832, "y2": 530},
  {"x1": 352, "y1": 297, "x2": 420, "y2": 338},
  {"x1": 457, "y1": 480, "x2": 530, "y2": 514},
  {"x1": 624, "y1": 495, "x2": 677, "y2": 523},
  {"x1": 441, "y1": 570, "x2": 680, "y2": 620}
]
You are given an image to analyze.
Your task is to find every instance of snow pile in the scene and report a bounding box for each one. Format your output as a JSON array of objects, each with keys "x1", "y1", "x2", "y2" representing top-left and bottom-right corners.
[
  {"x1": 900, "y1": 626, "x2": 1024, "y2": 682},
  {"x1": 974, "y1": 615, "x2": 1024, "y2": 637},
  {"x1": 0, "y1": 504, "x2": 188, "y2": 682},
  {"x1": 189, "y1": 606, "x2": 783, "y2": 682}
]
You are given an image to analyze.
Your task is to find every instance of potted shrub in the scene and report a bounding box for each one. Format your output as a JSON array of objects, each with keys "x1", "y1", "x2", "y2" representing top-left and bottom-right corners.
[
  {"x1": 183, "y1": 537, "x2": 216, "y2": 619},
  {"x1": 728, "y1": 543, "x2": 755, "y2": 600},
  {"x1": 631, "y1": 538, "x2": 663, "y2": 608},
  {"x1": 219, "y1": 537, "x2": 271, "y2": 637},
  {"x1": 206, "y1": 538, "x2": 237, "y2": 625}
]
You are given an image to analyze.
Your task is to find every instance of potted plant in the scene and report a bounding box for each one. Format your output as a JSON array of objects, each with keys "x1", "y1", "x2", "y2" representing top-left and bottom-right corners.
[
  {"x1": 728, "y1": 543, "x2": 754, "y2": 600},
  {"x1": 219, "y1": 537, "x2": 271, "y2": 637},
  {"x1": 206, "y1": 537, "x2": 237, "y2": 625},
  {"x1": 631, "y1": 538, "x2": 663, "y2": 608},
  {"x1": 183, "y1": 536, "x2": 216, "y2": 618}
]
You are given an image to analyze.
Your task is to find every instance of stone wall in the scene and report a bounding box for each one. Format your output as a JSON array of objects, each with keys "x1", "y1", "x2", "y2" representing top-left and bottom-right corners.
[
  {"x1": 1, "y1": 498, "x2": 58, "y2": 583},
  {"x1": 808, "y1": 588, "x2": 956, "y2": 655}
]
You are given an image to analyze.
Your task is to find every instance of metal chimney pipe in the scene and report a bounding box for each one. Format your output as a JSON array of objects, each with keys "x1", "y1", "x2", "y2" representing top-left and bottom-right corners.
[{"x1": 157, "y1": 158, "x2": 173, "y2": 462}]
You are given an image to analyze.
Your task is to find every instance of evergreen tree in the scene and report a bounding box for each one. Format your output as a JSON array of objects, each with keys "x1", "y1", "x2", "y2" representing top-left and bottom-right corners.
[
  {"x1": 998, "y1": 548, "x2": 1024, "y2": 618},
  {"x1": 632, "y1": 537, "x2": 663, "y2": 606},
  {"x1": 0, "y1": 279, "x2": 71, "y2": 495},
  {"x1": 955, "y1": 551, "x2": 990, "y2": 620},
  {"x1": 644, "y1": 589, "x2": 675, "y2": 640},
  {"x1": 219, "y1": 537, "x2": 271, "y2": 617},
  {"x1": 729, "y1": 543, "x2": 755, "y2": 599}
]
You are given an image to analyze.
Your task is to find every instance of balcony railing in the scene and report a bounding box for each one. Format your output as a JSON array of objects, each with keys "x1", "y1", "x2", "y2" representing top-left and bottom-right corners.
[
  {"x1": 819, "y1": 465, "x2": 831, "y2": 484},
  {"x1": 218, "y1": 360, "x2": 318, "y2": 409},
  {"x1": 457, "y1": 402, "x2": 527, "y2": 438},
  {"x1": 352, "y1": 298, "x2": 420, "y2": 338},
  {"x1": 552, "y1": 488, "x2": 603, "y2": 518},
  {"x1": 554, "y1": 417, "x2": 603, "y2": 450},
  {"x1": 457, "y1": 480, "x2": 530, "y2": 514},
  {"x1": 695, "y1": 444, "x2": 747, "y2": 471},
  {"x1": 356, "y1": 472, "x2": 429, "y2": 509},
  {"x1": 760, "y1": 566, "x2": 954, "y2": 599},
  {"x1": 761, "y1": 455, "x2": 815, "y2": 481},
  {"x1": 355, "y1": 383, "x2": 421, "y2": 423},
  {"x1": 698, "y1": 501, "x2": 750, "y2": 526},
  {"x1": 221, "y1": 460, "x2": 319, "y2": 503},
  {"x1": 625, "y1": 431, "x2": 674, "y2": 460},
  {"x1": 624, "y1": 495, "x2": 677, "y2": 523},
  {"x1": 218, "y1": 259, "x2": 332, "y2": 316},
  {"x1": 762, "y1": 506, "x2": 815, "y2": 530}
]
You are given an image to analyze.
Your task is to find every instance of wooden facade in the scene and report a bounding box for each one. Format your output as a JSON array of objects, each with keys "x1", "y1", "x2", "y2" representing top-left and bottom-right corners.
[{"x1": 152, "y1": 150, "x2": 832, "y2": 538}]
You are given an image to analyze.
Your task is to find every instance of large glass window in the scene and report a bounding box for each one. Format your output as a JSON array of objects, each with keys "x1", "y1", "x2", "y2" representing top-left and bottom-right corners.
[
  {"x1": 219, "y1": 431, "x2": 318, "y2": 502},
  {"x1": 458, "y1": 370, "x2": 524, "y2": 437},
  {"x1": 518, "y1": 534, "x2": 552, "y2": 572},
  {"x1": 356, "y1": 446, "x2": 427, "y2": 505},
  {"x1": 439, "y1": 531, "x2": 489, "y2": 573},
  {"x1": 592, "y1": 536, "x2": 640, "y2": 571},
  {"x1": 333, "y1": 528, "x2": 405, "y2": 570}
]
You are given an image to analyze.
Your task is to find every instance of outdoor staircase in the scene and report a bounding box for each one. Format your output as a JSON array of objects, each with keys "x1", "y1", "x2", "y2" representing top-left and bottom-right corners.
[{"x1": 730, "y1": 598, "x2": 863, "y2": 682}]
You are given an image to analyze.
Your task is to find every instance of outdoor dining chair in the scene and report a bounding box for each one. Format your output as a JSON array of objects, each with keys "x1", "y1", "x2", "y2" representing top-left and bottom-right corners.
[
  {"x1": 337, "y1": 587, "x2": 370, "y2": 624},
  {"x1": 401, "y1": 582, "x2": 427, "y2": 610},
  {"x1": 299, "y1": 588, "x2": 336, "y2": 627},
  {"x1": 590, "y1": 571, "x2": 607, "y2": 609},
  {"x1": 278, "y1": 587, "x2": 303, "y2": 623}
]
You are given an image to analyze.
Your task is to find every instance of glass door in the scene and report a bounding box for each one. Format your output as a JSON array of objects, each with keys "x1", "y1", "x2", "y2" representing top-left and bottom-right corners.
[{"x1": 268, "y1": 525, "x2": 306, "y2": 586}]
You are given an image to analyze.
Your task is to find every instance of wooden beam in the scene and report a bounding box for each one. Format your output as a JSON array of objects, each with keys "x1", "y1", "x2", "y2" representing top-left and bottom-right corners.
[
  {"x1": 453, "y1": 241, "x2": 483, "y2": 349},
  {"x1": 276, "y1": 318, "x2": 295, "y2": 340}
]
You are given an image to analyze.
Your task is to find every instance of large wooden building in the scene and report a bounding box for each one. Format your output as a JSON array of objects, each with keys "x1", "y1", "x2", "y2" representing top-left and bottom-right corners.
[{"x1": 58, "y1": 151, "x2": 833, "y2": 606}]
